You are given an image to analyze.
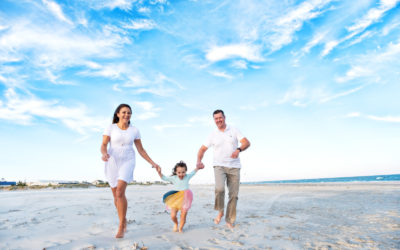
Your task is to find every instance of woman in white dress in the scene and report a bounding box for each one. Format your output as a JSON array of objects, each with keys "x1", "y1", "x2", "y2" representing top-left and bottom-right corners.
[{"x1": 100, "y1": 103, "x2": 160, "y2": 238}]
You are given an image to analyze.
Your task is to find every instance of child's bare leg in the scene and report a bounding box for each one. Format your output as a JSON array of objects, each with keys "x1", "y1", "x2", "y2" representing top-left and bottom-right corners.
[
  {"x1": 170, "y1": 209, "x2": 179, "y2": 232},
  {"x1": 178, "y1": 210, "x2": 188, "y2": 233}
]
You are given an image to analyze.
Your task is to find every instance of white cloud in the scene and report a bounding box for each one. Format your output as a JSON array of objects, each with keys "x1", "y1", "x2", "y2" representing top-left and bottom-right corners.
[
  {"x1": 0, "y1": 89, "x2": 107, "y2": 134},
  {"x1": 320, "y1": 85, "x2": 364, "y2": 103},
  {"x1": 321, "y1": 40, "x2": 339, "y2": 57},
  {"x1": 302, "y1": 31, "x2": 328, "y2": 53},
  {"x1": 123, "y1": 19, "x2": 157, "y2": 30},
  {"x1": 337, "y1": 40, "x2": 400, "y2": 83},
  {"x1": 346, "y1": 0, "x2": 399, "y2": 35},
  {"x1": 206, "y1": 44, "x2": 263, "y2": 63},
  {"x1": 268, "y1": 0, "x2": 333, "y2": 51},
  {"x1": 91, "y1": 0, "x2": 135, "y2": 10},
  {"x1": 133, "y1": 101, "x2": 160, "y2": 120},
  {"x1": 366, "y1": 115, "x2": 400, "y2": 123},
  {"x1": 382, "y1": 17, "x2": 400, "y2": 36},
  {"x1": 0, "y1": 21, "x2": 128, "y2": 70},
  {"x1": 278, "y1": 85, "x2": 308, "y2": 106},
  {"x1": 346, "y1": 112, "x2": 400, "y2": 123},
  {"x1": 188, "y1": 116, "x2": 213, "y2": 126},
  {"x1": 336, "y1": 66, "x2": 372, "y2": 83},
  {"x1": 80, "y1": 63, "x2": 128, "y2": 79},
  {"x1": 209, "y1": 71, "x2": 234, "y2": 80},
  {"x1": 42, "y1": 0, "x2": 73, "y2": 24},
  {"x1": 153, "y1": 123, "x2": 191, "y2": 131},
  {"x1": 231, "y1": 60, "x2": 248, "y2": 69},
  {"x1": 321, "y1": 0, "x2": 399, "y2": 56},
  {"x1": 345, "y1": 112, "x2": 361, "y2": 118}
]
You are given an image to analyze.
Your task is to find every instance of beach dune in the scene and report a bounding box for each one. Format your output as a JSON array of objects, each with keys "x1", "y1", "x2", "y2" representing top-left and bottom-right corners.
[{"x1": 0, "y1": 183, "x2": 399, "y2": 249}]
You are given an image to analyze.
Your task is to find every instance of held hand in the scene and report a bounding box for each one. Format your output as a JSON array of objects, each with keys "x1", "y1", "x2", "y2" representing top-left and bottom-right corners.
[
  {"x1": 196, "y1": 162, "x2": 205, "y2": 170},
  {"x1": 101, "y1": 153, "x2": 110, "y2": 162},
  {"x1": 153, "y1": 164, "x2": 161, "y2": 172},
  {"x1": 231, "y1": 150, "x2": 240, "y2": 159}
]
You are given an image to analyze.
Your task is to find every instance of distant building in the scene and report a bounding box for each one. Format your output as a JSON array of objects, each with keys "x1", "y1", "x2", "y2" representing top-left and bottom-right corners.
[
  {"x1": 27, "y1": 180, "x2": 78, "y2": 186},
  {"x1": 92, "y1": 180, "x2": 105, "y2": 185}
]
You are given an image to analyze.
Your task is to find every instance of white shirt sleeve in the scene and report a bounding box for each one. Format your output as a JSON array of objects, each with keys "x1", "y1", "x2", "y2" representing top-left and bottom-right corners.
[
  {"x1": 233, "y1": 127, "x2": 245, "y2": 141},
  {"x1": 203, "y1": 133, "x2": 213, "y2": 148},
  {"x1": 134, "y1": 128, "x2": 141, "y2": 140},
  {"x1": 103, "y1": 124, "x2": 112, "y2": 136}
]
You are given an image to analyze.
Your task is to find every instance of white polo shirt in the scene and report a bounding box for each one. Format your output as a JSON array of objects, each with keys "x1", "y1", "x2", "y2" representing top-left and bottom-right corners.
[{"x1": 203, "y1": 125, "x2": 245, "y2": 168}]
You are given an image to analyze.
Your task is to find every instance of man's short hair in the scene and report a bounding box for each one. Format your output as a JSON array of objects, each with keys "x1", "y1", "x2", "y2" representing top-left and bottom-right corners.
[{"x1": 213, "y1": 109, "x2": 225, "y2": 117}]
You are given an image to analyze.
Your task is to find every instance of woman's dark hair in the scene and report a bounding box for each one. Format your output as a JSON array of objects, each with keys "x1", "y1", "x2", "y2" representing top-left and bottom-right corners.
[
  {"x1": 112, "y1": 104, "x2": 132, "y2": 124},
  {"x1": 172, "y1": 161, "x2": 187, "y2": 176}
]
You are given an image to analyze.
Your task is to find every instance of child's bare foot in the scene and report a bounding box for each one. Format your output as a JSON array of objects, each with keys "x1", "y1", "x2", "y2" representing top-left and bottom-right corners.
[
  {"x1": 178, "y1": 228, "x2": 183, "y2": 233},
  {"x1": 226, "y1": 222, "x2": 234, "y2": 229},
  {"x1": 173, "y1": 223, "x2": 178, "y2": 232}
]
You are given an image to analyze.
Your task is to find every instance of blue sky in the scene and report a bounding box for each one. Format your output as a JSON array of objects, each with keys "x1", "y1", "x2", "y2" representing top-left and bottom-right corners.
[{"x1": 0, "y1": 0, "x2": 399, "y2": 183}]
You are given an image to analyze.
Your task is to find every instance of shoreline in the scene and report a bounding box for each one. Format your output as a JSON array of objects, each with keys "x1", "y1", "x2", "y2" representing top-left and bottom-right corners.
[{"x1": 1, "y1": 180, "x2": 399, "y2": 192}]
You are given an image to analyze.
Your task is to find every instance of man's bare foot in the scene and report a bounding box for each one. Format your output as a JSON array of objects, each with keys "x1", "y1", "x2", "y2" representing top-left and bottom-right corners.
[
  {"x1": 115, "y1": 226, "x2": 124, "y2": 238},
  {"x1": 226, "y1": 222, "x2": 234, "y2": 229},
  {"x1": 173, "y1": 223, "x2": 178, "y2": 232},
  {"x1": 214, "y1": 212, "x2": 224, "y2": 224}
]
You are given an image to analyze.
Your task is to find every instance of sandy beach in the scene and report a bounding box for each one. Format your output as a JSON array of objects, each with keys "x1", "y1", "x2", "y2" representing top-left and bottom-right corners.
[{"x1": 1, "y1": 183, "x2": 399, "y2": 249}]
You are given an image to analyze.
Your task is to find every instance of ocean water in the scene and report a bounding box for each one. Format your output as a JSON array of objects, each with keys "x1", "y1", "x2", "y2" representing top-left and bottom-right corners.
[{"x1": 243, "y1": 174, "x2": 400, "y2": 184}]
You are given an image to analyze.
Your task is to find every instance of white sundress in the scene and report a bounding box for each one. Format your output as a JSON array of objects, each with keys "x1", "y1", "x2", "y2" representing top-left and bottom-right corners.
[{"x1": 103, "y1": 124, "x2": 141, "y2": 188}]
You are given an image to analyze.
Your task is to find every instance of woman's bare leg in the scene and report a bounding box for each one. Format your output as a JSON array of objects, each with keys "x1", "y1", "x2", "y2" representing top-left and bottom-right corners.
[
  {"x1": 115, "y1": 180, "x2": 128, "y2": 238},
  {"x1": 170, "y1": 208, "x2": 179, "y2": 232}
]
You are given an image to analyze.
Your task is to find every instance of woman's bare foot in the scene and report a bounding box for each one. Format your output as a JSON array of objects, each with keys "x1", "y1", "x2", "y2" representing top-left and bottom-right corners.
[
  {"x1": 115, "y1": 226, "x2": 125, "y2": 238},
  {"x1": 123, "y1": 218, "x2": 127, "y2": 232},
  {"x1": 173, "y1": 223, "x2": 178, "y2": 232},
  {"x1": 214, "y1": 212, "x2": 224, "y2": 224}
]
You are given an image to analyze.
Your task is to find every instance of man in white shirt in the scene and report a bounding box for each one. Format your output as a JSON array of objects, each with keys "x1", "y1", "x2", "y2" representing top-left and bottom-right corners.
[{"x1": 197, "y1": 110, "x2": 250, "y2": 228}]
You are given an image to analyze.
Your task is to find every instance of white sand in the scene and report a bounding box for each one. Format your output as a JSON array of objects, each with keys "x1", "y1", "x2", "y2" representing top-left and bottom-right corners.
[{"x1": 1, "y1": 183, "x2": 399, "y2": 249}]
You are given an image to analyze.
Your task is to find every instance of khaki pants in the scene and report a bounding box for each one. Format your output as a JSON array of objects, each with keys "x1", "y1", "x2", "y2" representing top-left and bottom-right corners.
[{"x1": 214, "y1": 166, "x2": 240, "y2": 224}]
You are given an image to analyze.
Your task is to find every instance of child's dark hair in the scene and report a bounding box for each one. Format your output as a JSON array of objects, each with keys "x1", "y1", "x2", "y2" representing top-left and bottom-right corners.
[{"x1": 172, "y1": 161, "x2": 187, "y2": 176}]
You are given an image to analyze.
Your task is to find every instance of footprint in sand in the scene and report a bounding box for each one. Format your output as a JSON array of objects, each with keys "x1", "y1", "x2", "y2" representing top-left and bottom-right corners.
[
  {"x1": 231, "y1": 241, "x2": 244, "y2": 246},
  {"x1": 208, "y1": 238, "x2": 220, "y2": 244},
  {"x1": 156, "y1": 234, "x2": 171, "y2": 242}
]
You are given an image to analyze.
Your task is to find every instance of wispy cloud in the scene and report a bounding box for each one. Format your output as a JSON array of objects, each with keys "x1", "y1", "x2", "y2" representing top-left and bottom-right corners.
[
  {"x1": 278, "y1": 85, "x2": 308, "y2": 107},
  {"x1": 337, "y1": 40, "x2": 400, "y2": 83},
  {"x1": 133, "y1": 101, "x2": 160, "y2": 120},
  {"x1": 320, "y1": 85, "x2": 364, "y2": 103},
  {"x1": 42, "y1": 0, "x2": 73, "y2": 25},
  {"x1": 88, "y1": 0, "x2": 136, "y2": 11},
  {"x1": 346, "y1": 112, "x2": 400, "y2": 123},
  {"x1": 205, "y1": 44, "x2": 263, "y2": 63},
  {"x1": 321, "y1": 0, "x2": 400, "y2": 56},
  {"x1": 231, "y1": 60, "x2": 248, "y2": 69},
  {"x1": 0, "y1": 89, "x2": 107, "y2": 134},
  {"x1": 153, "y1": 123, "x2": 191, "y2": 131},
  {"x1": 239, "y1": 101, "x2": 268, "y2": 111},
  {"x1": 123, "y1": 19, "x2": 157, "y2": 30},
  {"x1": 268, "y1": 0, "x2": 333, "y2": 51},
  {"x1": 0, "y1": 21, "x2": 128, "y2": 69},
  {"x1": 209, "y1": 71, "x2": 234, "y2": 80},
  {"x1": 366, "y1": 115, "x2": 400, "y2": 123}
]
